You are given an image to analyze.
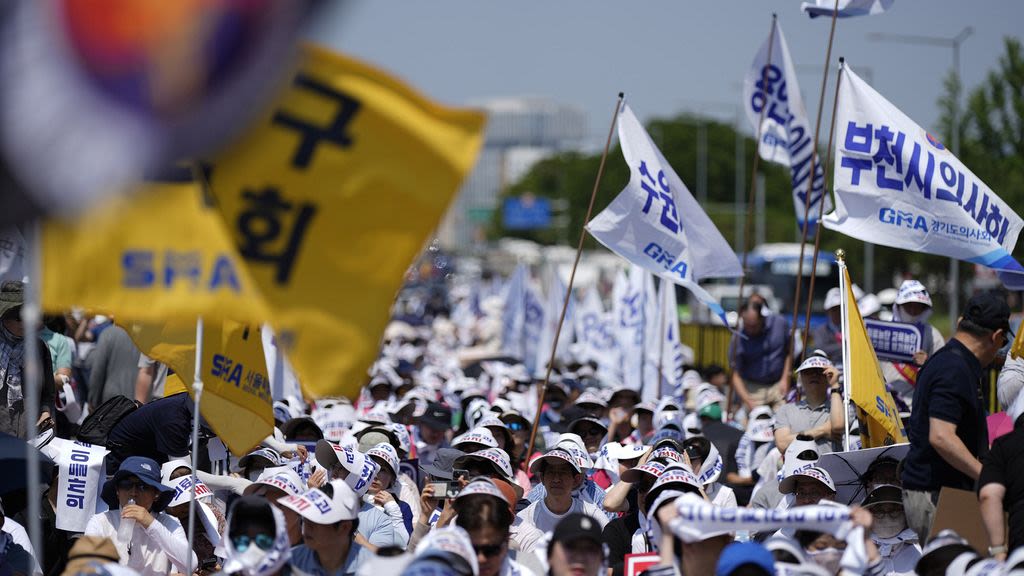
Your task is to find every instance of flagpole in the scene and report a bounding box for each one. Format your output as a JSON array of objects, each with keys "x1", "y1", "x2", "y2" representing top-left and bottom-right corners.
[
  {"x1": 788, "y1": 0, "x2": 841, "y2": 357},
  {"x1": 186, "y1": 316, "x2": 204, "y2": 576},
  {"x1": 729, "y1": 13, "x2": 778, "y2": 418},
  {"x1": 657, "y1": 280, "x2": 666, "y2": 399},
  {"x1": 837, "y1": 249, "x2": 851, "y2": 452},
  {"x1": 802, "y1": 58, "x2": 845, "y2": 352},
  {"x1": 527, "y1": 92, "x2": 624, "y2": 458},
  {"x1": 22, "y1": 220, "x2": 43, "y2": 558}
]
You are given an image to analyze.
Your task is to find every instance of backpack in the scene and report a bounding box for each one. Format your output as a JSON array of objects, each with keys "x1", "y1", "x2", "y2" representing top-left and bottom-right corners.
[{"x1": 77, "y1": 395, "x2": 140, "y2": 446}]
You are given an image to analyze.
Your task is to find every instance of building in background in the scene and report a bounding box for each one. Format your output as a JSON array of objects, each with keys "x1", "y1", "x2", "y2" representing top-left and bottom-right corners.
[{"x1": 438, "y1": 97, "x2": 585, "y2": 250}]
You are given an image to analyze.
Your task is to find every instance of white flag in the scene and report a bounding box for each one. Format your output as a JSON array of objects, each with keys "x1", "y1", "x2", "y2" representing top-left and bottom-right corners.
[
  {"x1": 587, "y1": 102, "x2": 742, "y2": 326},
  {"x1": 801, "y1": 0, "x2": 894, "y2": 18},
  {"x1": 743, "y1": 19, "x2": 832, "y2": 227},
  {"x1": 656, "y1": 278, "x2": 687, "y2": 396},
  {"x1": 574, "y1": 288, "x2": 605, "y2": 364},
  {"x1": 534, "y1": 268, "x2": 574, "y2": 376},
  {"x1": 822, "y1": 64, "x2": 1024, "y2": 288},
  {"x1": 523, "y1": 283, "x2": 545, "y2": 374},
  {"x1": 613, "y1": 265, "x2": 647, "y2": 392},
  {"x1": 500, "y1": 264, "x2": 528, "y2": 361}
]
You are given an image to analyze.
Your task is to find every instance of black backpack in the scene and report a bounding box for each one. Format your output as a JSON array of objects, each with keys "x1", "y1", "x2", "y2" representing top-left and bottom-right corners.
[{"x1": 77, "y1": 395, "x2": 140, "y2": 446}]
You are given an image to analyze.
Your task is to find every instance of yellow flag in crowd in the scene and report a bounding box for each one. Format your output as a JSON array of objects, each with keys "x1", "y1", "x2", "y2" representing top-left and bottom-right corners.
[
  {"x1": 41, "y1": 175, "x2": 269, "y2": 323},
  {"x1": 124, "y1": 318, "x2": 273, "y2": 455},
  {"x1": 841, "y1": 262, "x2": 908, "y2": 447},
  {"x1": 206, "y1": 44, "x2": 486, "y2": 399},
  {"x1": 1011, "y1": 324, "x2": 1024, "y2": 360}
]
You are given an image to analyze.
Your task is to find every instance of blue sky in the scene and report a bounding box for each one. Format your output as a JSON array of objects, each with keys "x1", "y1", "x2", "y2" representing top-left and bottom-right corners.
[{"x1": 307, "y1": 1, "x2": 1022, "y2": 147}]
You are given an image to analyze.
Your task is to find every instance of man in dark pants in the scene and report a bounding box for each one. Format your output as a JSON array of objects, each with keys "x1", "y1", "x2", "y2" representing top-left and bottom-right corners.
[{"x1": 901, "y1": 292, "x2": 1012, "y2": 543}]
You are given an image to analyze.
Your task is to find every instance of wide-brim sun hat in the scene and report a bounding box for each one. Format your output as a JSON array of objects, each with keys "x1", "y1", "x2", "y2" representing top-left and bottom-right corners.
[{"x1": 101, "y1": 456, "x2": 176, "y2": 512}]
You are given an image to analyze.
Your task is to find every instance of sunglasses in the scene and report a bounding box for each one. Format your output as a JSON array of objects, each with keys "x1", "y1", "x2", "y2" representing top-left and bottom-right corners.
[
  {"x1": 505, "y1": 422, "x2": 526, "y2": 432},
  {"x1": 116, "y1": 478, "x2": 154, "y2": 493},
  {"x1": 473, "y1": 541, "x2": 505, "y2": 558},
  {"x1": 233, "y1": 534, "x2": 275, "y2": 552}
]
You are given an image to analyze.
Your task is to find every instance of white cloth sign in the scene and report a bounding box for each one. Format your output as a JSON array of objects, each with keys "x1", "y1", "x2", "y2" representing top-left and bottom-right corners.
[
  {"x1": 742, "y1": 19, "x2": 832, "y2": 226},
  {"x1": 534, "y1": 268, "x2": 575, "y2": 376},
  {"x1": 587, "y1": 102, "x2": 742, "y2": 326},
  {"x1": 822, "y1": 64, "x2": 1024, "y2": 289},
  {"x1": 801, "y1": 0, "x2": 894, "y2": 18},
  {"x1": 670, "y1": 494, "x2": 868, "y2": 573},
  {"x1": 54, "y1": 438, "x2": 108, "y2": 532},
  {"x1": 167, "y1": 475, "x2": 214, "y2": 508}
]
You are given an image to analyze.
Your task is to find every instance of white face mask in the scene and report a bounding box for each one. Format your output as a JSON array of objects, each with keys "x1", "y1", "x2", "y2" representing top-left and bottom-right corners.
[
  {"x1": 233, "y1": 545, "x2": 269, "y2": 576},
  {"x1": 808, "y1": 548, "x2": 843, "y2": 575},
  {"x1": 872, "y1": 515, "x2": 907, "y2": 539}
]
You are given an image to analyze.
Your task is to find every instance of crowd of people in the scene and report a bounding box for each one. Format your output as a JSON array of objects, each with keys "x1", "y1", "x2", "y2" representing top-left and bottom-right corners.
[{"x1": 0, "y1": 274, "x2": 1022, "y2": 576}]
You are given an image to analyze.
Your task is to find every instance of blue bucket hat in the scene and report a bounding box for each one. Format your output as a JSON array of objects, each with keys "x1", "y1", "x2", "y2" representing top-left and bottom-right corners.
[{"x1": 101, "y1": 456, "x2": 176, "y2": 512}]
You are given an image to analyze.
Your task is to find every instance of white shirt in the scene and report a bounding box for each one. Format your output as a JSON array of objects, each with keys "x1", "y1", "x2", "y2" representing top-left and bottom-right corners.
[
  {"x1": 515, "y1": 497, "x2": 608, "y2": 535},
  {"x1": 2, "y1": 518, "x2": 41, "y2": 576},
  {"x1": 85, "y1": 510, "x2": 196, "y2": 576}
]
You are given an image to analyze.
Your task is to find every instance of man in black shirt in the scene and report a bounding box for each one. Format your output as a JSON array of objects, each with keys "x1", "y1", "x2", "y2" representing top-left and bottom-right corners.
[{"x1": 901, "y1": 292, "x2": 1012, "y2": 543}]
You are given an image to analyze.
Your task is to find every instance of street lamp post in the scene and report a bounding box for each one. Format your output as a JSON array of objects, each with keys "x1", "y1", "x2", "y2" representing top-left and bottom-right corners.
[{"x1": 867, "y1": 27, "x2": 973, "y2": 332}]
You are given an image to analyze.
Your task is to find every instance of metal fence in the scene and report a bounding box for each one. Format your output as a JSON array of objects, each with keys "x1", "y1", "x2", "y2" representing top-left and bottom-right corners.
[{"x1": 679, "y1": 323, "x2": 733, "y2": 370}]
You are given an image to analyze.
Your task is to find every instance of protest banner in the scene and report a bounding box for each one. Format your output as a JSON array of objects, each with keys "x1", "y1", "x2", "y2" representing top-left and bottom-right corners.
[
  {"x1": 52, "y1": 438, "x2": 108, "y2": 533},
  {"x1": 823, "y1": 64, "x2": 1024, "y2": 289},
  {"x1": 207, "y1": 44, "x2": 486, "y2": 400},
  {"x1": 587, "y1": 102, "x2": 742, "y2": 328},
  {"x1": 41, "y1": 175, "x2": 268, "y2": 323},
  {"x1": 863, "y1": 319, "x2": 923, "y2": 363},
  {"x1": 125, "y1": 318, "x2": 274, "y2": 455}
]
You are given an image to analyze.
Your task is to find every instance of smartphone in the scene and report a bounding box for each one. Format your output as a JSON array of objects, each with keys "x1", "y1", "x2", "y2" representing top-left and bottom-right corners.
[{"x1": 427, "y1": 481, "x2": 461, "y2": 499}]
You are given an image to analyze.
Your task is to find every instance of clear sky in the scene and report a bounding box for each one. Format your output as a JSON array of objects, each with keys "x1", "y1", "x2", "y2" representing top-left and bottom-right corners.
[{"x1": 306, "y1": 1, "x2": 1023, "y2": 147}]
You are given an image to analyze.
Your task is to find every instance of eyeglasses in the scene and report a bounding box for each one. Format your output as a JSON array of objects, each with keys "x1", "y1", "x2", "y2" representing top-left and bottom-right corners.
[
  {"x1": 473, "y1": 541, "x2": 506, "y2": 558},
  {"x1": 505, "y1": 422, "x2": 526, "y2": 432},
  {"x1": 233, "y1": 534, "x2": 275, "y2": 552},
  {"x1": 116, "y1": 478, "x2": 153, "y2": 493}
]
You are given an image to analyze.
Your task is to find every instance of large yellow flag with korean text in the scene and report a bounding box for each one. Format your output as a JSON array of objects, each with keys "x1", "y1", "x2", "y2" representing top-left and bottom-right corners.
[
  {"x1": 41, "y1": 175, "x2": 268, "y2": 323},
  {"x1": 124, "y1": 318, "x2": 273, "y2": 455},
  {"x1": 207, "y1": 44, "x2": 486, "y2": 399},
  {"x1": 842, "y1": 264, "x2": 908, "y2": 447}
]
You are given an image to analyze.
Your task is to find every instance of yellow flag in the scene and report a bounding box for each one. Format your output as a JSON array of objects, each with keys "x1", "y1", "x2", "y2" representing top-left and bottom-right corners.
[
  {"x1": 1011, "y1": 323, "x2": 1024, "y2": 360},
  {"x1": 842, "y1": 263, "x2": 908, "y2": 447},
  {"x1": 124, "y1": 318, "x2": 273, "y2": 455},
  {"x1": 41, "y1": 175, "x2": 268, "y2": 323},
  {"x1": 207, "y1": 44, "x2": 486, "y2": 399}
]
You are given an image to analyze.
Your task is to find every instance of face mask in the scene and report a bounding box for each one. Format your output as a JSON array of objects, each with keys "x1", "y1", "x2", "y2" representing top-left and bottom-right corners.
[
  {"x1": 233, "y1": 545, "x2": 269, "y2": 576},
  {"x1": 808, "y1": 548, "x2": 843, "y2": 575},
  {"x1": 872, "y1": 515, "x2": 907, "y2": 539}
]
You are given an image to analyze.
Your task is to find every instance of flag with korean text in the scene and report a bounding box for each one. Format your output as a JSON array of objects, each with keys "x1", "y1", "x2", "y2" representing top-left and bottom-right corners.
[
  {"x1": 839, "y1": 260, "x2": 907, "y2": 447},
  {"x1": 207, "y1": 45, "x2": 486, "y2": 399},
  {"x1": 641, "y1": 272, "x2": 660, "y2": 403},
  {"x1": 655, "y1": 278, "x2": 686, "y2": 397},
  {"x1": 801, "y1": 0, "x2": 894, "y2": 18},
  {"x1": 587, "y1": 102, "x2": 742, "y2": 327},
  {"x1": 743, "y1": 19, "x2": 831, "y2": 228},
  {"x1": 613, "y1": 266, "x2": 647, "y2": 392},
  {"x1": 822, "y1": 64, "x2": 1024, "y2": 289}
]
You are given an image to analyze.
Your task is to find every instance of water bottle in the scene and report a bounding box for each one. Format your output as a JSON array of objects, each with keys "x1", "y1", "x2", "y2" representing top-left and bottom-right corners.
[{"x1": 117, "y1": 498, "x2": 136, "y2": 549}]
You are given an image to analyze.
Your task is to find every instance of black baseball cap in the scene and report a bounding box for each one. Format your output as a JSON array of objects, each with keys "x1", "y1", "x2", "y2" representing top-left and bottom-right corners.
[
  {"x1": 417, "y1": 402, "x2": 453, "y2": 430},
  {"x1": 551, "y1": 513, "x2": 604, "y2": 549},
  {"x1": 962, "y1": 292, "x2": 1013, "y2": 336}
]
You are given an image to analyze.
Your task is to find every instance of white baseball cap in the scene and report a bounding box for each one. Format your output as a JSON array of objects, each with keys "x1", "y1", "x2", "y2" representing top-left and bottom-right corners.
[
  {"x1": 895, "y1": 279, "x2": 932, "y2": 307},
  {"x1": 778, "y1": 465, "x2": 836, "y2": 495}
]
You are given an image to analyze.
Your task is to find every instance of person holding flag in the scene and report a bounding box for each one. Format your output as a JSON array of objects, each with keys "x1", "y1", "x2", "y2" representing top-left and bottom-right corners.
[{"x1": 901, "y1": 292, "x2": 1013, "y2": 543}]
